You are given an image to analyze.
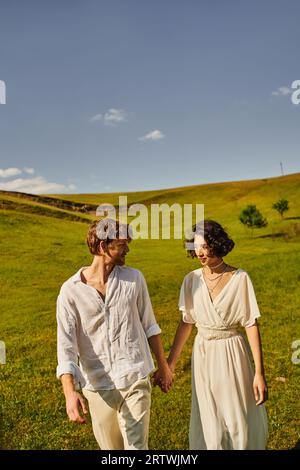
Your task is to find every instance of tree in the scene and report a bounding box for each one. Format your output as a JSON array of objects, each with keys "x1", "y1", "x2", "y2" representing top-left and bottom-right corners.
[
  {"x1": 272, "y1": 198, "x2": 289, "y2": 219},
  {"x1": 239, "y1": 205, "x2": 268, "y2": 236}
]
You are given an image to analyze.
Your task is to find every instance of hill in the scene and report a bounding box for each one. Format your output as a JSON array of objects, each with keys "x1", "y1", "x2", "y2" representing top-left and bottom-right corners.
[{"x1": 0, "y1": 172, "x2": 299, "y2": 450}]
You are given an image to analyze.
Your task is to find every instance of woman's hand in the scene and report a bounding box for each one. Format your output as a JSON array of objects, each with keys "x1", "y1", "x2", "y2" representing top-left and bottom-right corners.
[
  {"x1": 253, "y1": 373, "x2": 268, "y2": 405},
  {"x1": 152, "y1": 364, "x2": 175, "y2": 393}
]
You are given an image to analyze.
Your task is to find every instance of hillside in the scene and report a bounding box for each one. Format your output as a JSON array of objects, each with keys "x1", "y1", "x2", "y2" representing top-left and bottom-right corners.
[
  {"x1": 0, "y1": 191, "x2": 93, "y2": 224},
  {"x1": 0, "y1": 172, "x2": 299, "y2": 450},
  {"x1": 48, "y1": 172, "x2": 300, "y2": 238},
  {"x1": 3, "y1": 173, "x2": 299, "y2": 234},
  {"x1": 48, "y1": 172, "x2": 300, "y2": 208}
]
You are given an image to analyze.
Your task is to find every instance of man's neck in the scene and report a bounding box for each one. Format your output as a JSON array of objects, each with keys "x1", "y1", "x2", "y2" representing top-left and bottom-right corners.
[{"x1": 85, "y1": 256, "x2": 115, "y2": 284}]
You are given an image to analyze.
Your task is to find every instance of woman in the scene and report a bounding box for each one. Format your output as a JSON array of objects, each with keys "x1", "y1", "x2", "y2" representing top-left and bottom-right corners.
[{"x1": 167, "y1": 220, "x2": 268, "y2": 450}]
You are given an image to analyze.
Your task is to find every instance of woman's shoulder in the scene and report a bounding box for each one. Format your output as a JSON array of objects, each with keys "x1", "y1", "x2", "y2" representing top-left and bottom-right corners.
[
  {"x1": 231, "y1": 267, "x2": 252, "y2": 283},
  {"x1": 222, "y1": 266, "x2": 251, "y2": 286},
  {"x1": 189, "y1": 267, "x2": 203, "y2": 277},
  {"x1": 182, "y1": 268, "x2": 202, "y2": 282}
]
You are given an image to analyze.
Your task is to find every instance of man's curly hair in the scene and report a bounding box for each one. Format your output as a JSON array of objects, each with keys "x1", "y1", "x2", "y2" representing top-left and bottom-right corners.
[
  {"x1": 186, "y1": 220, "x2": 235, "y2": 258},
  {"x1": 86, "y1": 219, "x2": 131, "y2": 255}
]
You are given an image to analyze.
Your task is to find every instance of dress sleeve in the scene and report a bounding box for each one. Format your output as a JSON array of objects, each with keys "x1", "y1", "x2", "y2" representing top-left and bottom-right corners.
[
  {"x1": 239, "y1": 273, "x2": 261, "y2": 328},
  {"x1": 178, "y1": 273, "x2": 196, "y2": 324}
]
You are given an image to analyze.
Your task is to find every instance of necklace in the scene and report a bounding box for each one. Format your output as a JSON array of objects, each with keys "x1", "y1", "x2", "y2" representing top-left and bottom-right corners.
[
  {"x1": 206, "y1": 259, "x2": 224, "y2": 272},
  {"x1": 204, "y1": 262, "x2": 228, "y2": 280},
  {"x1": 203, "y1": 264, "x2": 229, "y2": 292}
]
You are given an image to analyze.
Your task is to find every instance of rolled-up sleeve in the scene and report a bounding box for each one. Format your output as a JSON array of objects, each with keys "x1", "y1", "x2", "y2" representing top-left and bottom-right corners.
[
  {"x1": 56, "y1": 293, "x2": 86, "y2": 389},
  {"x1": 137, "y1": 273, "x2": 161, "y2": 338}
]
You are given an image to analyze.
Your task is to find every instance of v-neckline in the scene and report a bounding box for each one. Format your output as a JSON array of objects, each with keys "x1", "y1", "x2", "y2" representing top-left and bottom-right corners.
[
  {"x1": 201, "y1": 268, "x2": 240, "y2": 304},
  {"x1": 80, "y1": 265, "x2": 117, "y2": 305}
]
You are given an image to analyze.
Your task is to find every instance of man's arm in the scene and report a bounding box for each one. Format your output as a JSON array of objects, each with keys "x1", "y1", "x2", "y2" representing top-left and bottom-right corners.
[
  {"x1": 61, "y1": 374, "x2": 88, "y2": 424},
  {"x1": 152, "y1": 319, "x2": 193, "y2": 391},
  {"x1": 148, "y1": 334, "x2": 174, "y2": 392},
  {"x1": 136, "y1": 273, "x2": 173, "y2": 391},
  {"x1": 56, "y1": 294, "x2": 88, "y2": 423}
]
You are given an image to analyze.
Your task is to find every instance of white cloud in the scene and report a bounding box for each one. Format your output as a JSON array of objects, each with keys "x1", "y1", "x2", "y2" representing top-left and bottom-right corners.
[
  {"x1": 104, "y1": 108, "x2": 126, "y2": 123},
  {"x1": 90, "y1": 113, "x2": 103, "y2": 122},
  {"x1": 139, "y1": 129, "x2": 165, "y2": 141},
  {"x1": 0, "y1": 167, "x2": 35, "y2": 178},
  {"x1": 0, "y1": 167, "x2": 22, "y2": 178},
  {"x1": 90, "y1": 108, "x2": 127, "y2": 125},
  {"x1": 271, "y1": 86, "x2": 292, "y2": 96},
  {"x1": 24, "y1": 167, "x2": 35, "y2": 174},
  {"x1": 0, "y1": 166, "x2": 76, "y2": 194},
  {"x1": 0, "y1": 176, "x2": 76, "y2": 194}
]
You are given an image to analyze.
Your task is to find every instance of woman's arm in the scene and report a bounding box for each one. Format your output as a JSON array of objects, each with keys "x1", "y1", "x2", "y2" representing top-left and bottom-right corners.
[
  {"x1": 167, "y1": 320, "x2": 194, "y2": 372},
  {"x1": 245, "y1": 321, "x2": 268, "y2": 405}
]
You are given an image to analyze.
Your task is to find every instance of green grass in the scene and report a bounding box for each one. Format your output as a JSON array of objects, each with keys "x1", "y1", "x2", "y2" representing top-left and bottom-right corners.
[{"x1": 0, "y1": 173, "x2": 299, "y2": 450}]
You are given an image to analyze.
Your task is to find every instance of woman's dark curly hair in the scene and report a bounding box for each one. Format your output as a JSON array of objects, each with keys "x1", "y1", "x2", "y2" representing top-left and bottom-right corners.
[{"x1": 186, "y1": 220, "x2": 235, "y2": 259}]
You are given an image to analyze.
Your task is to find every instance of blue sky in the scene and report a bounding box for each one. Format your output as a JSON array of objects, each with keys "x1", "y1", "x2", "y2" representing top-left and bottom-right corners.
[{"x1": 0, "y1": 0, "x2": 299, "y2": 194}]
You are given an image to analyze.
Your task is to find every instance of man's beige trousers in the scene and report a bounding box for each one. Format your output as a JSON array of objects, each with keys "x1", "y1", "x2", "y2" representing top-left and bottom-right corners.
[{"x1": 83, "y1": 376, "x2": 151, "y2": 450}]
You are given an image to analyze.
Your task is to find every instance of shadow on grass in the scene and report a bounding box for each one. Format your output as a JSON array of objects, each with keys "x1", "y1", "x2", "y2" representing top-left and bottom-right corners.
[
  {"x1": 286, "y1": 216, "x2": 300, "y2": 220},
  {"x1": 255, "y1": 233, "x2": 285, "y2": 239},
  {"x1": 291, "y1": 440, "x2": 300, "y2": 450},
  {"x1": 0, "y1": 397, "x2": 5, "y2": 450}
]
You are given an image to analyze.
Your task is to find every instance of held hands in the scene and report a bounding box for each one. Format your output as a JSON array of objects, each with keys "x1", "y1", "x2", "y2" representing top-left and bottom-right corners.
[
  {"x1": 253, "y1": 373, "x2": 268, "y2": 405},
  {"x1": 152, "y1": 363, "x2": 175, "y2": 393},
  {"x1": 65, "y1": 390, "x2": 88, "y2": 424}
]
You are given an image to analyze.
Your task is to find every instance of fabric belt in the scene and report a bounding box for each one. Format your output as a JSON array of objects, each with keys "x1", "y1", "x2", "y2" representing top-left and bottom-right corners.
[{"x1": 196, "y1": 326, "x2": 240, "y2": 356}]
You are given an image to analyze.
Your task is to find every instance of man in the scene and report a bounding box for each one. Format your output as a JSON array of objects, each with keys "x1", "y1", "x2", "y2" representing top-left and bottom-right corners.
[{"x1": 56, "y1": 219, "x2": 173, "y2": 450}]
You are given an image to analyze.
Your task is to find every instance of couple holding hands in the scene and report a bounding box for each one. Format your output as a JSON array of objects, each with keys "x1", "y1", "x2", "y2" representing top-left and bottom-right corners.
[{"x1": 56, "y1": 218, "x2": 268, "y2": 450}]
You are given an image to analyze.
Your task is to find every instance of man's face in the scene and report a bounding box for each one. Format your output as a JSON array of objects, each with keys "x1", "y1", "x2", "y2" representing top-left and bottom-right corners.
[{"x1": 105, "y1": 239, "x2": 130, "y2": 266}]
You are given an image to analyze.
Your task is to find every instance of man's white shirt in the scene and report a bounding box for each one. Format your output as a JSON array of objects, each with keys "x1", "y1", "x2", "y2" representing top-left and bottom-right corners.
[{"x1": 56, "y1": 265, "x2": 161, "y2": 390}]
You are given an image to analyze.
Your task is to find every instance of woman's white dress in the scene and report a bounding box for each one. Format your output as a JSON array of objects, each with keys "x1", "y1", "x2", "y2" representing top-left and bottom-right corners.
[{"x1": 179, "y1": 268, "x2": 268, "y2": 450}]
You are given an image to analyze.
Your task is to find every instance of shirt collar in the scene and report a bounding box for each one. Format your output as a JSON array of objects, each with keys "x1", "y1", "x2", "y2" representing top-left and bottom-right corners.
[{"x1": 72, "y1": 265, "x2": 119, "y2": 284}]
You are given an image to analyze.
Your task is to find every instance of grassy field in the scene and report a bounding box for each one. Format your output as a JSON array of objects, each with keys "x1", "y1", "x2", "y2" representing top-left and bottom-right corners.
[{"x1": 0, "y1": 173, "x2": 299, "y2": 450}]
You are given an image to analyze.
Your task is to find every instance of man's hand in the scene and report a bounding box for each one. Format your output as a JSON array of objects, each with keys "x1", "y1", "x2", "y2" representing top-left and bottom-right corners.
[
  {"x1": 147, "y1": 334, "x2": 175, "y2": 392},
  {"x1": 65, "y1": 390, "x2": 88, "y2": 424},
  {"x1": 152, "y1": 369, "x2": 161, "y2": 387},
  {"x1": 152, "y1": 364, "x2": 174, "y2": 393}
]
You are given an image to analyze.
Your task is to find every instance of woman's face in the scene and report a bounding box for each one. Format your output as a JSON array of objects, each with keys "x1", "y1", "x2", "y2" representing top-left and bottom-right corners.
[{"x1": 194, "y1": 233, "x2": 221, "y2": 266}]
